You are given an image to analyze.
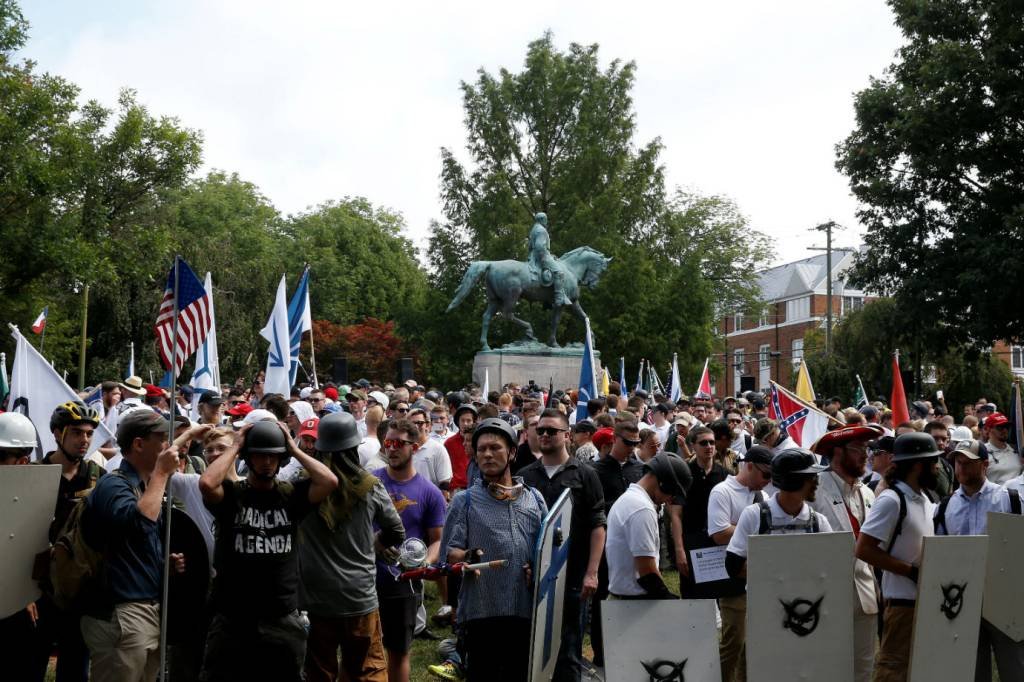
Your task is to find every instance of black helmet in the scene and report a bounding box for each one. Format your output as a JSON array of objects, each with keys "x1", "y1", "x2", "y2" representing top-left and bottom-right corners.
[
  {"x1": 453, "y1": 403, "x2": 478, "y2": 422},
  {"x1": 50, "y1": 401, "x2": 100, "y2": 433},
  {"x1": 315, "y1": 411, "x2": 362, "y2": 452},
  {"x1": 425, "y1": 390, "x2": 444, "y2": 404},
  {"x1": 472, "y1": 418, "x2": 518, "y2": 451},
  {"x1": 643, "y1": 453, "x2": 693, "y2": 503},
  {"x1": 892, "y1": 432, "x2": 941, "y2": 462},
  {"x1": 772, "y1": 448, "x2": 827, "y2": 492},
  {"x1": 242, "y1": 421, "x2": 288, "y2": 467}
]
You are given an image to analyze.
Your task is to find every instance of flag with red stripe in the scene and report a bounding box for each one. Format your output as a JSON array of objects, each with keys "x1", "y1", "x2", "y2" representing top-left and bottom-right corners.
[
  {"x1": 154, "y1": 258, "x2": 212, "y2": 374},
  {"x1": 767, "y1": 380, "x2": 830, "y2": 448}
]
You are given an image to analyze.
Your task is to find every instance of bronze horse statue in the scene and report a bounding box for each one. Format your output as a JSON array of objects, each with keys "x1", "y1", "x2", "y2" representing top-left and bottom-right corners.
[{"x1": 446, "y1": 246, "x2": 611, "y2": 351}]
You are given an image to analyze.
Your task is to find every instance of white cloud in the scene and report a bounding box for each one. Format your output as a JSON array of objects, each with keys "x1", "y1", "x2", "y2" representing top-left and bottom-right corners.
[{"x1": 23, "y1": 0, "x2": 902, "y2": 265}]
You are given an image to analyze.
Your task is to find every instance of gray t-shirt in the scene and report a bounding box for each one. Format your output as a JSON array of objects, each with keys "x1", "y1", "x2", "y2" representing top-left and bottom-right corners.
[{"x1": 298, "y1": 479, "x2": 404, "y2": 617}]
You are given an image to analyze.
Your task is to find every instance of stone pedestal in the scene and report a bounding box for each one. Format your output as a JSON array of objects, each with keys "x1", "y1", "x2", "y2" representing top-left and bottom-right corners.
[{"x1": 472, "y1": 342, "x2": 602, "y2": 392}]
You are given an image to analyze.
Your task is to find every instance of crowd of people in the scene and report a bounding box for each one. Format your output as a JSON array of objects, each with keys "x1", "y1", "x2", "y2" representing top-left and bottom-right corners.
[{"x1": 0, "y1": 372, "x2": 1021, "y2": 682}]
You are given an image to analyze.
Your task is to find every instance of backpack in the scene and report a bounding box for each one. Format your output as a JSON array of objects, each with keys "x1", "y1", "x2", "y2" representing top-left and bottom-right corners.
[
  {"x1": 49, "y1": 470, "x2": 136, "y2": 611},
  {"x1": 933, "y1": 488, "x2": 1021, "y2": 535},
  {"x1": 756, "y1": 500, "x2": 820, "y2": 535}
]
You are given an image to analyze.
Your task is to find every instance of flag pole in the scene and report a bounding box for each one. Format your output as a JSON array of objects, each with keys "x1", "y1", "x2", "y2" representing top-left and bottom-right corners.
[
  {"x1": 158, "y1": 256, "x2": 180, "y2": 682},
  {"x1": 78, "y1": 290, "x2": 88, "y2": 390},
  {"x1": 40, "y1": 311, "x2": 47, "y2": 357},
  {"x1": 305, "y1": 266, "x2": 319, "y2": 388}
]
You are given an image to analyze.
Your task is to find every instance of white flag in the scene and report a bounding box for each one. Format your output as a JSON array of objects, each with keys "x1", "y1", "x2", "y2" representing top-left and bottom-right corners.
[
  {"x1": 190, "y1": 272, "x2": 221, "y2": 401},
  {"x1": 7, "y1": 326, "x2": 115, "y2": 460},
  {"x1": 260, "y1": 275, "x2": 292, "y2": 397},
  {"x1": 482, "y1": 368, "x2": 490, "y2": 400},
  {"x1": 668, "y1": 353, "x2": 681, "y2": 403}
]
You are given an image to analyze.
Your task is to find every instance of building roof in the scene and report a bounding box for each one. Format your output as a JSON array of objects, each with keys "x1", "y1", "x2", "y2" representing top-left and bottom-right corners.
[{"x1": 756, "y1": 249, "x2": 865, "y2": 302}]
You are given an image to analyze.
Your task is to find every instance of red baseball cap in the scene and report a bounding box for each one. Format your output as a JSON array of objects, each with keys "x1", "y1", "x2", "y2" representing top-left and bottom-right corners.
[
  {"x1": 986, "y1": 413, "x2": 1010, "y2": 428},
  {"x1": 298, "y1": 417, "x2": 319, "y2": 439},
  {"x1": 144, "y1": 384, "x2": 166, "y2": 399},
  {"x1": 324, "y1": 387, "x2": 339, "y2": 401},
  {"x1": 226, "y1": 402, "x2": 253, "y2": 418},
  {"x1": 592, "y1": 427, "x2": 615, "y2": 449}
]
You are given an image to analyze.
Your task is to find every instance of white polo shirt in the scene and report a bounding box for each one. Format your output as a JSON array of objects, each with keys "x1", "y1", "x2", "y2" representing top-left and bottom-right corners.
[
  {"x1": 707, "y1": 475, "x2": 763, "y2": 536},
  {"x1": 727, "y1": 494, "x2": 832, "y2": 558},
  {"x1": 414, "y1": 438, "x2": 453, "y2": 487},
  {"x1": 606, "y1": 483, "x2": 660, "y2": 597},
  {"x1": 986, "y1": 443, "x2": 1021, "y2": 485},
  {"x1": 860, "y1": 480, "x2": 934, "y2": 600}
]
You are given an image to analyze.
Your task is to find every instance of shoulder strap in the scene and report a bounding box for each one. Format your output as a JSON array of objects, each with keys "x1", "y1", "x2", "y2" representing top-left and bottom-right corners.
[
  {"x1": 1010, "y1": 489, "x2": 1022, "y2": 515},
  {"x1": 753, "y1": 490, "x2": 764, "y2": 505},
  {"x1": 810, "y1": 511, "x2": 820, "y2": 533},
  {"x1": 757, "y1": 500, "x2": 772, "y2": 535},
  {"x1": 934, "y1": 494, "x2": 952, "y2": 534},
  {"x1": 886, "y1": 485, "x2": 907, "y2": 555}
]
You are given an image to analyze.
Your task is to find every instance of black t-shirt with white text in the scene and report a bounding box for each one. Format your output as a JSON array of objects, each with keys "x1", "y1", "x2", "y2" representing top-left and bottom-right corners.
[{"x1": 208, "y1": 478, "x2": 314, "y2": 617}]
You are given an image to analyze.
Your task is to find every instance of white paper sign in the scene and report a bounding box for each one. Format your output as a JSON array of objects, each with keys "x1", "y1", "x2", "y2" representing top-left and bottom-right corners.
[{"x1": 690, "y1": 545, "x2": 729, "y2": 583}]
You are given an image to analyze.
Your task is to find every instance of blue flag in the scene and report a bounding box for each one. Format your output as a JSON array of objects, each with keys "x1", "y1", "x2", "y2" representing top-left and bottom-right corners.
[
  {"x1": 287, "y1": 267, "x2": 313, "y2": 386},
  {"x1": 619, "y1": 357, "x2": 627, "y2": 398},
  {"x1": 575, "y1": 320, "x2": 598, "y2": 422}
]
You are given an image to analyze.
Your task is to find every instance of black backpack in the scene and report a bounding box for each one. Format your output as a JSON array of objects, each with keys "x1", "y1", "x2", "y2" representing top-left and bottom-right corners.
[
  {"x1": 933, "y1": 488, "x2": 1021, "y2": 535},
  {"x1": 756, "y1": 500, "x2": 821, "y2": 535}
]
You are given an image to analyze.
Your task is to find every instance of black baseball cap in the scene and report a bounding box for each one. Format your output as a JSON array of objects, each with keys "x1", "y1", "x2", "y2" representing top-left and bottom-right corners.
[
  {"x1": 739, "y1": 445, "x2": 774, "y2": 466},
  {"x1": 198, "y1": 390, "x2": 223, "y2": 406}
]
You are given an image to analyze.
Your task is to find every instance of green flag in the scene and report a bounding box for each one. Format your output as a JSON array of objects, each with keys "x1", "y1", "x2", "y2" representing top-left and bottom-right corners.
[{"x1": 854, "y1": 374, "x2": 868, "y2": 409}]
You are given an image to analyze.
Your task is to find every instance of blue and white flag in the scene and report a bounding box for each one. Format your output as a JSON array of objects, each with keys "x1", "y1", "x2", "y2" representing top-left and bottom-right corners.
[
  {"x1": 668, "y1": 353, "x2": 681, "y2": 403},
  {"x1": 127, "y1": 341, "x2": 135, "y2": 380},
  {"x1": 287, "y1": 267, "x2": 312, "y2": 386},
  {"x1": 575, "y1": 319, "x2": 598, "y2": 422},
  {"x1": 190, "y1": 272, "x2": 221, "y2": 398},
  {"x1": 261, "y1": 275, "x2": 292, "y2": 397},
  {"x1": 634, "y1": 359, "x2": 645, "y2": 394},
  {"x1": 619, "y1": 357, "x2": 627, "y2": 398},
  {"x1": 83, "y1": 384, "x2": 105, "y2": 419}
]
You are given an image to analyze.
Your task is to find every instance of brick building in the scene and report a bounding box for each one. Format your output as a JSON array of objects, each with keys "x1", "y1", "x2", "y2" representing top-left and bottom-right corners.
[
  {"x1": 713, "y1": 249, "x2": 1024, "y2": 398},
  {"x1": 714, "y1": 248, "x2": 870, "y2": 397}
]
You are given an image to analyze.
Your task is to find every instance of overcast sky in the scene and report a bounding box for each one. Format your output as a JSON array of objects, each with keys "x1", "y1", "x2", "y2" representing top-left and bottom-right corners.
[{"x1": 21, "y1": 1, "x2": 904, "y2": 266}]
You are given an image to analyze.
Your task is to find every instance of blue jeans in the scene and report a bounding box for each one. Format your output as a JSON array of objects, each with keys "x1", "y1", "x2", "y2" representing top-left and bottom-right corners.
[{"x1": 553, "y1": 587, "x2": 588, "y2": 682}]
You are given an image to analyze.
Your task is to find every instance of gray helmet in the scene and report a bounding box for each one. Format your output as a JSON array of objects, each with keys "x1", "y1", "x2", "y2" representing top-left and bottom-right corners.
[
  {"x1": 453, "y1": 403, "x2": 478, "y2": 422},
  {"x1": 772, "y1": 448, "x2": 827, "y2": 491},
  {"x1": 643, "y1": 453, "x2": 693, "y2": 503},
  {"x1": 472, "y1": 417, "x2": 518, "y2": 451},
  {"x1": 243, "y1": 421, "x2": 287, "y2": 454},
  {"x1": 892, "y1": 432, "x2": 941, "y2": 462},
  {"x1": 315, "y1": 411, "x2": 361, "y2": 452}
]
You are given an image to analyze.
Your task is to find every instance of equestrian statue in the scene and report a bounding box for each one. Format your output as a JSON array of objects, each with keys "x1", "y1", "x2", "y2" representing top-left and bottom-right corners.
[{"x1": 446, "y1": 212, "x2": 611, "y2": 351}]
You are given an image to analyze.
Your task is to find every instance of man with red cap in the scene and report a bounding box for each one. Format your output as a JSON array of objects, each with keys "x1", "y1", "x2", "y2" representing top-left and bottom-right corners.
[
  {"x1": 983, "y1": 413, "x2": 1019, "y2": 484},
  {"x1": 810, "y1": 424, "x2": 884, "y2": 682}
]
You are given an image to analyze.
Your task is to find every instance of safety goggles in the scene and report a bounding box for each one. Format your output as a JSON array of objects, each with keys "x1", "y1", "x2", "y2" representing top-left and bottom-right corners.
[{"x1": 383, "y1": 438, "x2": 417, "y2": 450}]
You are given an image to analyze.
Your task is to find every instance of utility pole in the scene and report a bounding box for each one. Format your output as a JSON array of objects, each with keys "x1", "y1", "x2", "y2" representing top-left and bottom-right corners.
[{"x1": 809, "y1": 221, "x2": 844, "y2": 358}]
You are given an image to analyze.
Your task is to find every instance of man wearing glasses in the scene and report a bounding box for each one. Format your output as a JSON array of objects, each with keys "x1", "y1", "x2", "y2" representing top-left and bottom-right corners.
[
  {"x1": 519, "y1": 409, "x2": 606, "y2": 682},
  {"x1": 308, "y1": 389, "x2": 327, "y2": 418},
  {"x1": 706, "y1": 446, "x2": 773, "y2": 682},
  {"x1": 407, "y1": 407, "x2": 453, "y2": 493},
  {"x1": 197, "y1": 390, "x2": 226, "y2": 426},
  {"x1": 983, "y1": 413, "x2": 1019, "y2": 484}
]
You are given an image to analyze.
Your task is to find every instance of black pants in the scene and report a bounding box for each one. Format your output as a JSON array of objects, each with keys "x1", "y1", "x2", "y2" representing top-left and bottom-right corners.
[
  {"x1": 201, "y1": 610, "x2": 306, "y2": 682},
  {"x1": 464, "y1": 616, "x2": 531, "y2": 682},
  {"x1": 31, "y1": 594, "x2": 89, "y2": 682},
  {"x1": 590, "y1": 554, "x2": 609, "y2": 667},
  {"x1": 553, "y1": 587, "x2": 587, "y2": 682}
]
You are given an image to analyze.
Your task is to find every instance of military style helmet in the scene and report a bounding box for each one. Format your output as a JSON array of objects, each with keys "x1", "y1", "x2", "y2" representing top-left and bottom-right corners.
[
  {"x1": 315, "y1": 411, "x2": 362, "y2": 452},
  {"x1": 892, "y1": 432, "x2": 941, "y2": 462},
  {"x1": 472, "y1": 417, "x2": 518, "y2": 451},
  {"x1": 643, "y1": 453, "x2": 693, "y2": 503},
  {"x1": 771, "y1": 447, "x2": 828, "y2": 491},
  {"x1": 50, "y1": 401, "x2": 100, "y2": 433},
  {"x1": 0, "y1": 412, "x2": 38, "y2": 449}
]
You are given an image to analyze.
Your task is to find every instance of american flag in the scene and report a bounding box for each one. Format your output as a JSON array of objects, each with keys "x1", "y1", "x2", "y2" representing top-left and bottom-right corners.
[{"x1": 154, "y1": 258, "x2": 213, "y2": 374}]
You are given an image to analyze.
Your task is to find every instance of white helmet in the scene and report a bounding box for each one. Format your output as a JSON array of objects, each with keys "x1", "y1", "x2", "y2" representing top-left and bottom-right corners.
[
  {"x1": 0, "y1": 412, "x2": 38, "y2": 449},
  {"x1": 949, "y1": 425, "x2": 973, "y2": 444}
]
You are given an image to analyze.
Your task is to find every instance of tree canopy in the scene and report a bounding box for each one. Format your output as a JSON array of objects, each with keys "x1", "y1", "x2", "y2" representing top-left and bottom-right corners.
[{"x1": 837, "y1": 0, "x2": 1024, "y2": 350}]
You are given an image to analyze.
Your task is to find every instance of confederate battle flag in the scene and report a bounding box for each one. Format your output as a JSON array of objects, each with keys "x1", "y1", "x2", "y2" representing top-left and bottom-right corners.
[{"x1": 767, "y1": 381, "x2": 830, "y2": 448}]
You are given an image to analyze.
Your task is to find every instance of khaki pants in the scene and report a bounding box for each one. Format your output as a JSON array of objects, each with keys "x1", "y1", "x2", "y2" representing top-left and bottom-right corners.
[
  {"x1": 80, "y1": 601, "x2": 161, "y2": 682},
  {"x1": 306, "y1": 610, "x2": 388, "y2": 682},
  {"x1": 719, "y1": 594, "x2": 747, "y2": 682},
  {"x1": 873, "y1": 604, "x2": 914, "y2": 682},
  {"x1": 854, "y1": 607, "x2": 878, "y2": 682}
]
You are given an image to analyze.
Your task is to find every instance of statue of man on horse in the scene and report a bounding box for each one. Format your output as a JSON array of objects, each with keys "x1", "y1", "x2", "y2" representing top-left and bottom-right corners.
[{"x1": 446, "y1": 213, "x2": 611, "y2": 351}]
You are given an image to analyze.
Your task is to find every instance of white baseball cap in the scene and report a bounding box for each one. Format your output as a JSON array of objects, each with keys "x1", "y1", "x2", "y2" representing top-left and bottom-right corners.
[{"x1": 233, "y1": 408, "x2": 278, "y2": 428}]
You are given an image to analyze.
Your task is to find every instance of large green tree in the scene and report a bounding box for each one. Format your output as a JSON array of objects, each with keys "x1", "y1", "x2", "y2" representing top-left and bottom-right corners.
[
  {"x1": 424, "y1": 33, "x2": 770, "y2": 388},
  {"x1": 837, "y1": 0, "x2": 1024, "y2": 350}
]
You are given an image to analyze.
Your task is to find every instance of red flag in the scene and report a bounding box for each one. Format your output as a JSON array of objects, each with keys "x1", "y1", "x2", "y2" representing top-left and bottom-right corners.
[
  {"x1": 890, "y1": 351, "x2": 910, "y2": 427},
  {"x1": 695, "y1": 357, "x2": 712, "y2": 399}
]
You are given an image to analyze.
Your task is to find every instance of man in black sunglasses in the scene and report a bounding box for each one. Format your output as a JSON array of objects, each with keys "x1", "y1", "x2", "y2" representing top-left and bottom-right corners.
[{"x1": 519, "y1": 409, "x2": 606, "y2": 681}]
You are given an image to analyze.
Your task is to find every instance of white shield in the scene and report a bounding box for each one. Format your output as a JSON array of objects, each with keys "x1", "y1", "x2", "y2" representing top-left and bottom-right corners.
[
  {"x1": 601, "y1": 599, "x2": 721, "y2": 681},
  {"x1": 747, "y1": 532, "x2": 855, "y2": 682},
  {"x1": 983, "y1": 512, "x2": 1024, "y2": 641},
  {"x1": 0, "y1": 464, "x2": 61, "y2": 618},
  {"x1": 529, "y1": 488, "x2": 573, "y2": 682},
  {"x1": 909, "y1": 535, "x2": 988, "y2": 682}
]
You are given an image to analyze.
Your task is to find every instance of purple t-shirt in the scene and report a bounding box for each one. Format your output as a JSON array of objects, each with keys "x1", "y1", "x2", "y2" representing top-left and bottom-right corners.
[{"x1": 373, "y1": 468, "x2": 447, "y2": 596}]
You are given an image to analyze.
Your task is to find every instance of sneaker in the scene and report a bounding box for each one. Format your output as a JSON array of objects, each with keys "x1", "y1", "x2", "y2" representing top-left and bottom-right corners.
[
  {"x1": 432, "y1": 605, "x2": 453, "y2": 624},
  {"x1": 428, "y1": 661, "x2": 464, "y2": 680}
]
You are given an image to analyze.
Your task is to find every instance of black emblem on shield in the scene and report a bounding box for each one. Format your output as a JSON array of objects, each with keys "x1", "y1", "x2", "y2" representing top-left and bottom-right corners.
[
  {"x1": 641, "y1": 658, "x2": 687, "y2": 681},
  {"x1": 780, "y1": 596, "x2": 824, "y2": 636},
  {"x1": 940, "y1": 583, "x2": 966, "y2": 620}
]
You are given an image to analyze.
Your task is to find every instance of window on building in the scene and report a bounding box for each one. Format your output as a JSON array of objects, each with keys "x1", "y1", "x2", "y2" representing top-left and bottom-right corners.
[
  {"x1": 792, "y1": 338, "x2": 804, "y2": 366},
  {"x1": 733, "y1": 349, "x2": 745, "y2": 372},
  {"x1": 759, "y1": 344, "x2": 771, "y2": 369},
  {"x1": 843, "y1": 296, "x2": 864, "y2": 315},
  {"x1": 759, "y1": 311, "x2": 769, "y2": 328},
  {"x1": 1013, "y1": 345, "x2": 1024, "y2": 372},
  {"x1": 733, "y1": 313, "x2": 744, "y2": 331},
  {"x1": 786, "y1": 296, "x2": 810, "y2": 321}
]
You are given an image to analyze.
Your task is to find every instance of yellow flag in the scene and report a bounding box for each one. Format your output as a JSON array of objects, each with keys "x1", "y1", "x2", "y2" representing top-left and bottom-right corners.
[
  {"x1": 600, "y1": 367, "x2": 610, "y2": 396},
  {"x1": 795, "y1": 361, "x2": 816, "y2": 403}
]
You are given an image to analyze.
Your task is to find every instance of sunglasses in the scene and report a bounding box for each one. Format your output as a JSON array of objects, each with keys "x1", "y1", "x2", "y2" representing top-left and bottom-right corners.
[
  {"x1": 696, "y1": 440, "x2": 715, "y2": 447},
  {"x1": 536, "y1": 426, "x2": 567, "y2": 437},
  {"x1": 395, "y1": 408, "x2": 409, "y2": 414},
  {"x1": 383, "y1": 438, "x2": 416, "y2": 449},
  {"x1": 619, "y1": 436, "x2": 641, "y2": 447},
  {"x1": 411, "y1": 420, "x2": 428, "y2": 427},
  {"x1": 229, "y1": 400, "x2": 245, "y2": 406},
  {"x1": 310, "y1": 397, "x2": 325, "y2": 403}
]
